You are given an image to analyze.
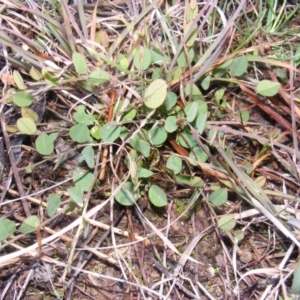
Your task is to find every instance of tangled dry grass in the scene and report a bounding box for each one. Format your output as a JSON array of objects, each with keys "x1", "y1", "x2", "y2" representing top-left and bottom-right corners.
[{"x1": 0, "y1": 0, "x2": 300, "y2": 299}]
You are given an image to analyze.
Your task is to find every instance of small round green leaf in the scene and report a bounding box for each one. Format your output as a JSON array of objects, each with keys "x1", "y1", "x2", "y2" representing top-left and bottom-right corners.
[
  {"x1": 200, "y1": 74, "x2": 211, "y2": 90},
  {"x1": 144, "y1": 79, "x2": 168, "y2": 109},
  {"x1": 275, "y1": 68, "x2": 288, "y2": 83},
  {"x1": 233, "y1": 230, "x2": 244, "y2": 241},
  {"x1": 184, "y1": 102, "x2": 198, "y2": 122},
  {"x1": 164, "y1": 116, "x2": 178, "y2": 133},
  {"x1": 121, "y1": 108, "x2": 136, "y2": 121},
  {"x1": 69, "y1": 124, "x2": 90, "y2": 143},
  {"x1": 68, "y1": 186, "x2": 84, "y2": 207},
  {"x1": 90, "y1": 125, "x2": 101, "y2": 140},
  {"x1": 212, "y1": 59, "x2": 233, "y2": 77},
  {"x1": 133, "y1": 47, "x2": 152, "y2": 71},
  {"x1": 21, "y1": 107, "x2": 38, "y2": 122},
  {"x1": 78, "y1": 146, "x2": 95, "y2": 168},
  {"x1": 151, "y1": 49, "x2": 169, "y2": 65},
  {"x1": 166, "y1": 155, "x2": 182, "y2": 175},
  {"x1": 73, "y1": 105, "x2": 95, "y2": 125},
  {"x1": 184, "y1": 84, "x2": 204, "y2": 101},
  {"x1": 6, "y1": 125, "x2": 18, "y2": 133},
  {"x1": 190, "y1": 176, "x2": 204, "y2": 187},
  {"x1": 42, "y1": 68, "x2": 60, "y2": 86},
  {"x1": 231, "y1": 55, "x2": 248, "y2": 77},
  {"x1": 0, "y1": 219, "x2": 16, "y2": 241},
  {"x1": 214, "y1": 89, "x2": 225, "y2": 103},
  {"x1": 49, "y1": 132, "x2": 59, "y2": 142},
  {"x1": 217, "y1": 215, "x2": 236, "y2": 231},
  {"x1": 12, "y1": 92, "x2": 33, "y2": 107},
  {"x1": 118, "y1": 53, "x2": 129, "y2": 69},
  {"x1": 177, "y1": 48, "x2": 194, "y2": 68},
  {"x1": 178, "y1": 130, "x2": 198, "y2": 148},
  {"x1": 29, "y1": 67, "x2": 42, "y2": 81},
  {"x1": 20, "y1": 216, "x2": 40, "y2": 234},
  {"x1": 137, "y1": 168, "x2": 153, "y2": 178},
  {"x1": 47, "y1": 194, "x2": 61, "y2": 217},
  {"x1": 256, "y1": 80, "x2": 281, "y2": 97},
  {"x1": 129, "y1": 136, "x2": 150, "y2": 157},
  {"x1": 197, "y1": 101, "x2": 208, "y2": 113},
  {"x1": 152, "y1": 68, "x2": 162, "y2": 80},
  {"x1": 165, "y1": 92, "x2": 177, "y2": 111},
  {"x1": 208, "y1": 188, "x2": 228, "y2": 206},
  {"x1": 167, "y1": 66, "x2": 182, "y2": 81},
  {"x1": 13, "y1": 70, "x2": 27, "y2": 90},
  {"x1": 148, "y1": 126, "x2": 167, "y2": 146},
  {"x1": 195, "y1": 112, "x2": 207, "y2": 134},
  {"x1": 36, "y1": 132, "x2": 58, "y2": 155},
  {"x1": 115, "y1": 181, "x2": 135, "y2": 206},
  {"x1": 73, "y1": 169, "x2": 94, "y2": 192},
  {"x1": 100, "y1": 121, "x2": 121, "y2": 143},
  {"x1": 175, "y1": 174, "x2": 204, "y2": 187},
  {"x1": 189, "y1": 146, "x2": 209, "y2": 164},
  {"x1": 208, "y1": 128, "x2": 217, "y2": 144},
  {"x1": 72, "y1": 51, "x2": 87, "y2": 75},
  {"x1": 255, "y1": 175, "x2": 266, "y2": 187},
  {"x1": 237, "y1": 110, "x2": 250, "y2": 122},
  {"x1": 87, "y1": 70, "x2": 110, "y2": 85},
  {"x1": 148, "y1": 185, "x2": 167, "y2": 207},
  {"x1": 17, "y1": 117, "x2": 36, "y2": 135}
]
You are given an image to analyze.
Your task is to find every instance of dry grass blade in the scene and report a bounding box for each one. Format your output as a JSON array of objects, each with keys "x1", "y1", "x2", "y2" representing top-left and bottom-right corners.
[
  {"x1": 213, "y1": 139, "x2": 276, "y2": 213},
  {"x1": 106, "y1": 0, "x2": 160, "y2": 58},
  {"x1": 0, "y1": 199, "x2": 110, "y2": 267},
  {"x1": 193, "y1": 0, "x2": 246, "y2": 81},
  {"x1": 212, "y1": 140, "x2": 300, "y2": 248}
]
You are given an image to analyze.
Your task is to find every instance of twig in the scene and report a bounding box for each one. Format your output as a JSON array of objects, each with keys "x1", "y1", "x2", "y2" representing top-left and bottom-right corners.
[
  {"x1": 66, "y1": 210, "x2": 126, "y2": 289},
  {"x1": 0, "y1": 112, "x2": 31, "y2": 217},
  {"x1": 99, "y1": 89, "x2": 117, "y2": 180}
]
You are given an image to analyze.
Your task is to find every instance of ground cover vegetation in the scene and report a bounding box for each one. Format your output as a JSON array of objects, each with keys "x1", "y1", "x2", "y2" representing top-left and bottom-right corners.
[{"x1": 0, "y1": 0, "x2": 300, "y2": 299}]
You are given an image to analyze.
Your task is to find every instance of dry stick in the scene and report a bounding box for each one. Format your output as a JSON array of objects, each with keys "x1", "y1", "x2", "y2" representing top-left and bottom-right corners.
[
  {"x1": 126, "y1": 208, "x2": 148, "y2": 289},
  {"x1": 43, "y1": 226, "x2": 119, "y2": 267},
  {"x1": 0, "y1": 190, "x2": 125, "y2": 266},
  {"x1": 1, "y1": 210, "x2": 138, "y2": 267},
  {"x1": 73, "y1": 284, "x2": 100, "y2": 300},
  {"x1": 99, "y1": 146, "x2": 108, "y2": 180},
  {"x1": 0, "y1": 175, "x2": 12, "y2": 204},
  {"x1": 0, "y1": 267, "x2": 21, "y2": 300},
  {"x1": 66, "y1": 210, "x2": 126, "y2": 290},
  {"x1": 126, "y1": 208, "x2": 134, "y2": 299},
  {"x1": 84, "y1": 217, "x2": 145, "y2": 241},
  {"x1": 17, "y1": 269, "x2": 34, "y2": 300},
  {"x1": 191, "y1": 212, "x2": 200, "y2": 296},
  {"x1": 239, "y1": 84, "x2": 300, "y2": 140},
  {"x1": 134, "y1": 206, "x2": 199, "y2": 299},
  {"x1": 99, "y1": 89, "x2": 116, "y2": 180},
  {"x1": 66, "y1": 226, "x2": 100, "y2": 300},
  {"x1": 0, "y1": 113, "x2": 31, "y2": 217}
]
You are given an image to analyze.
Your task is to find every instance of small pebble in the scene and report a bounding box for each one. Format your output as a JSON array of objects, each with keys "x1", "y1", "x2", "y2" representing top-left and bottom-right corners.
[{"x1": 238, "y1": 250, "x2": 253, "y2": 263}]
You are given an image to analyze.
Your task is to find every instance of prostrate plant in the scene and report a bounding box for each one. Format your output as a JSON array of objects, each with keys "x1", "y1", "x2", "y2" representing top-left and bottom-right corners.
[{"x1": 1, "y1": 1, "x2": 300, "y2": 298}]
